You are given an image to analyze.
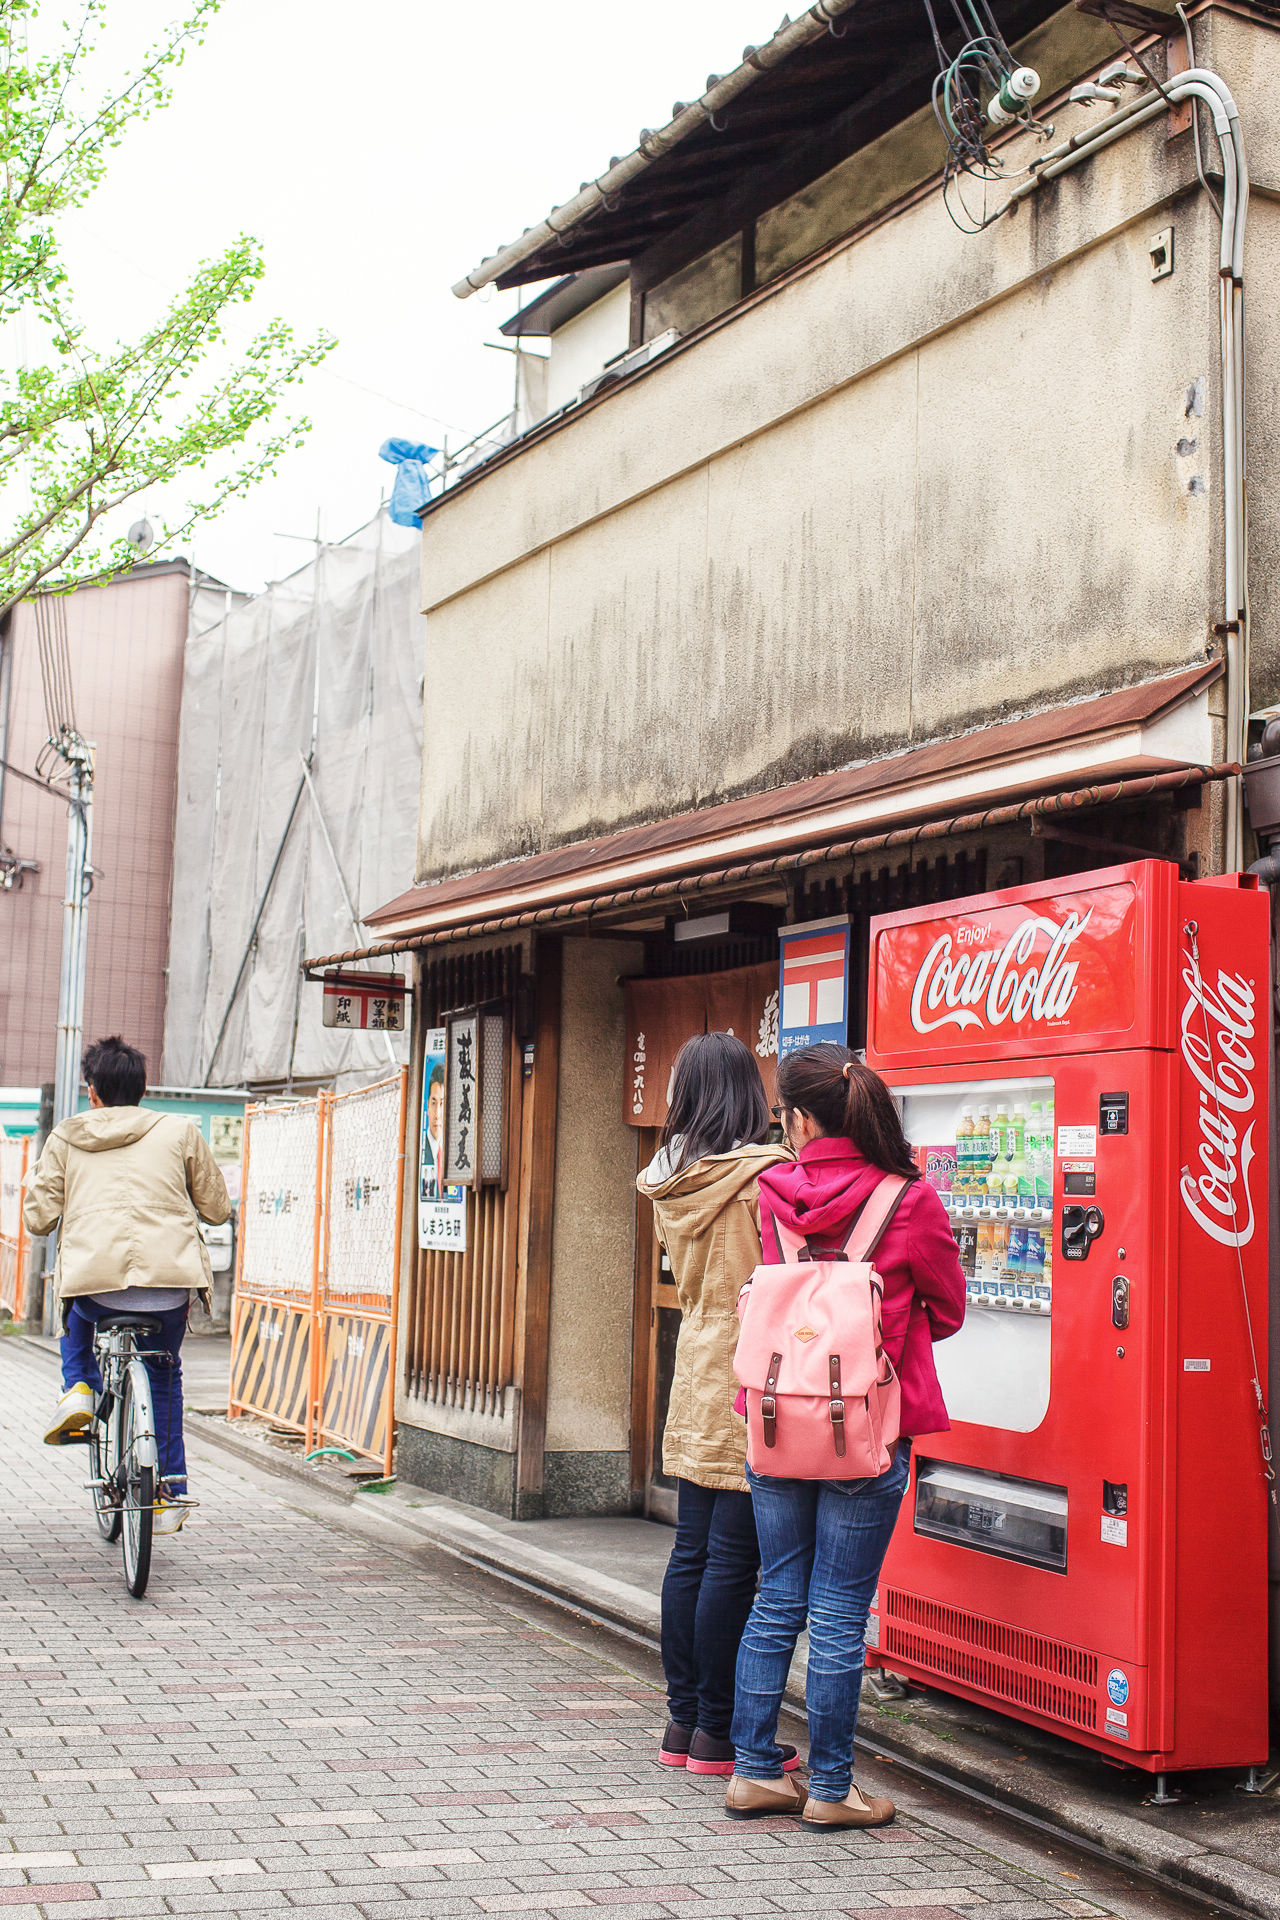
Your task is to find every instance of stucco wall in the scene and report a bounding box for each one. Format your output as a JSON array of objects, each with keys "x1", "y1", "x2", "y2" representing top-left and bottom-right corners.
[
  {"x1": 417, "y1": 8, "x2": 1280, "y2": 883},
  {"x1": 544, "y1": 936, "x2": 643, "y2": 1486}
]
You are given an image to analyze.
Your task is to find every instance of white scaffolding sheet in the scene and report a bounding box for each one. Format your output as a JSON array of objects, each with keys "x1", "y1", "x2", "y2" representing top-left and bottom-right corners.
[{"x1": 162, "y1": 512, "x2": 423, "y2": 1088}]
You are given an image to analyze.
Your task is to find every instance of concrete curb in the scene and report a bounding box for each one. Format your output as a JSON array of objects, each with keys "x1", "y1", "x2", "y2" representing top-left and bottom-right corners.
[{"x1": 30, "y1": 1352, "x2": 1278, "y2": 1920}]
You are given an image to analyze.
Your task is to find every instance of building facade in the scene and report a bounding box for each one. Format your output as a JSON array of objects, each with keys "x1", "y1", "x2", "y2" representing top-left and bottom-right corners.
[
  {"x1": 305, "y1": 0, "x2": 1278, "y2": 1702},
  {"x1": 0, "y1": 562, "x2": 231, "y2": 1089}
]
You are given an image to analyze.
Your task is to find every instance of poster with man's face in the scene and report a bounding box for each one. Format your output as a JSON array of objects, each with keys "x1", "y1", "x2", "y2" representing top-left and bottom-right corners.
[{"x1": 417, "y1": 1028, "x2": 468, "y2": 1252}]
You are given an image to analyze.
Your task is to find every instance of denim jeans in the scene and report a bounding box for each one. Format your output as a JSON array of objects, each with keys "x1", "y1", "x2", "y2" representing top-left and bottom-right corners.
[
  {"x1": 732, "y1": 1443, "x2": 911, "y2": 1800},
  {"x1": 660, "y1": 1479, "x2": 760, "y2": 1738},
  {"x1": 61, "y1": 1298, "x2": 189, "y2": 1492}
]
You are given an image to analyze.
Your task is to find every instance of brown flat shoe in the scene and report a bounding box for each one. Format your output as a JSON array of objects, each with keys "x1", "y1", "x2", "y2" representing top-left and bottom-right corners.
[
  {"x1": 803, "y1": 1782, "x2": 895, "y2": 1828},
  {"x1": 724, "y1": 1770, "x2": 808, "y2": 1820}
]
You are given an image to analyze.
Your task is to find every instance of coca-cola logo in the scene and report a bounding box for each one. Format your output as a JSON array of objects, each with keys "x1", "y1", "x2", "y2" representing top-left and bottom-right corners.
[
  {"x1": 908, "y1": 909, "x2": 1094, "y2": 1036},
  {"x1": 1179, "y1": 952, "x2": 1257, "y2": 1249}
]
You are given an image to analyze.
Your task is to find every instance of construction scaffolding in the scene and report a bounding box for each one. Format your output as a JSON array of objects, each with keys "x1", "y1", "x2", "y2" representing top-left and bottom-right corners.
[{"x1": 162, "y1": 510, "x2": 423, "y2": 1090}]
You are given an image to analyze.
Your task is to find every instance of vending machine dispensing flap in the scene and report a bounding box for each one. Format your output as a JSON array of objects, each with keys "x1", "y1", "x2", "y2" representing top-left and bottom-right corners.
[{"x1": 914, "y1": 1461, "x2": 1069, "y2": 1572}]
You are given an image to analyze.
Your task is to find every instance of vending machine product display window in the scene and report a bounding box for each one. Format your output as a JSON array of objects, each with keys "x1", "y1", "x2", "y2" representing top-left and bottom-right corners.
[{"x1": 897, "y1": 1074, "x2": 1054, "y2": 1433}]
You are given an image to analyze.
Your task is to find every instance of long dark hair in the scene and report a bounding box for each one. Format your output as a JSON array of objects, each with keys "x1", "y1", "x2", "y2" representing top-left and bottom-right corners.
[
  {"x1": 775, "y1": 1042, "x2": 918, "y2": 1179},
  {"x1": 660, "y1": 1032, "x2": 771, "y2": 1174}
]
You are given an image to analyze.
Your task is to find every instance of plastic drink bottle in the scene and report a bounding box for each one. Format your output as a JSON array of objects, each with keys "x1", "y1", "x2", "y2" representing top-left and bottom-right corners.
[
  {"x1": 955, "y1": 1106, "x2": 974, "y2": 1193},
  {"x1": 993, "y1": 1103, "x2": 1010, "y2": 1165},
  {"x1": 1027, "y1": 1100, "x2": 1043, "y2": 1196},
  {"x1": 975, "y1": 1103, "x2": 993, "y2": 1177},
  {"x1": 1041, "y1": 1097, "x2": 1055, "y2": 1201},
  {"x1": 985, "y1": 1221, "x2": 1007, "y2": 1302},
  {"x1": 1018, "y1": 1227, "x2": 1042, "y2": 1308},
  {"x1": 1036, "y1": 1239, "x2": 1053, "y2": 1314},
  {"x1": 1012, "y1": 1103, "x2": 1027, "y2": 1161}
]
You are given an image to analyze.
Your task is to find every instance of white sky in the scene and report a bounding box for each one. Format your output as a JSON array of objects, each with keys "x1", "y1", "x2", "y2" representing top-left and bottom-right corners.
[{"x1": 58, "y1": 0, "x2": 781, "y2": 594}]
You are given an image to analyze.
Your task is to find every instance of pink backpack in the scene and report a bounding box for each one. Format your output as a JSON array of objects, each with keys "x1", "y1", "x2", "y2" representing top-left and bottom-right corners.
[{"x1": 734, "y1": 1175, "x2": 909, "y2": 1480}]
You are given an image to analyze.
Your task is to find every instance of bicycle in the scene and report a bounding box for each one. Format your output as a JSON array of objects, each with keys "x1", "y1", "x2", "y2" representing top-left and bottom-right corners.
[{"x1": 84, "y1": 1312, "x2": 184, "y2": 1597}]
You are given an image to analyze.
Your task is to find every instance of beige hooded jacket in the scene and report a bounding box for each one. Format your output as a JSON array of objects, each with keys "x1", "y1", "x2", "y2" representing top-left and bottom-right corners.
[
  {"x1": 23, "y1": 1107, "x2": 231, "y2": 1301},
  {"x1": 638, "y1": 1141, "x2": 789, "y2": 1491}
]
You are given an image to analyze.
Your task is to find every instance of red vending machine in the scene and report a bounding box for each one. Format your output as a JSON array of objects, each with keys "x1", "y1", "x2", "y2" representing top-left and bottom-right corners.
[{"x1": 863, "y1": 860, "x2": 1271, "y2": 1778}]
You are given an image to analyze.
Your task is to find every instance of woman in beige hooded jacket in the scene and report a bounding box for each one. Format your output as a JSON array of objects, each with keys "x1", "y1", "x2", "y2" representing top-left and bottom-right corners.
[{"x1": 637, "y1": 1032, "x2": 792, "y2": 1779}]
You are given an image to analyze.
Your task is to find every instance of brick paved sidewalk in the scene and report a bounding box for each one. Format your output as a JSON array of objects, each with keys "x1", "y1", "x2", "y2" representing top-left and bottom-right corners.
[{"x1": 0, "y1": 1341, "x2": 1192, "y2": 1920}]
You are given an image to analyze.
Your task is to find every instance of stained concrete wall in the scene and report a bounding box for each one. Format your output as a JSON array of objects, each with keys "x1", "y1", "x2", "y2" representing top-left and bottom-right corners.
[
  {"x1": 543, "y1": 935, "x2": 644, "y2": 1513},
  {"x1": 417, "y1": 7, "x2": 1280, "y2": 884}
]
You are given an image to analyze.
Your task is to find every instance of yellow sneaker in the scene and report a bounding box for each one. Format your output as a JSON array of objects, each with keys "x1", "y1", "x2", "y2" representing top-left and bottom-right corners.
[
  {"x1": 154, "y1": 1499, "x2": 192, "y2": 1535},
  {"x1": 44, "y1": 1384, "x2": 94, "y2": 1445}
]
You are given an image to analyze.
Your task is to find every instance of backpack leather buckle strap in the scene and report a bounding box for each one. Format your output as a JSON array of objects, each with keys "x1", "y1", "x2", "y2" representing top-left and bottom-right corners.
[
  {"x1": 828, "y1": 1354, "x2": 847, "y2": 1458},
  {"x1": 762, "y1": 1352, "x2": 783, "y2": 1448}
]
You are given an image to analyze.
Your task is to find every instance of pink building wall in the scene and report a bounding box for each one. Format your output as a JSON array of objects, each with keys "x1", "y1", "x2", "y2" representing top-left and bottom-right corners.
[{"x1": 0, "y1": 564, "x2": 191, "y2": 1087}]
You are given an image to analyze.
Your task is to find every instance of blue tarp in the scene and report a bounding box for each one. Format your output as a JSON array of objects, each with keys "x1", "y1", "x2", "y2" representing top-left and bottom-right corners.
[{"x1": 379, "y1": 437, "x2": 439, "y2": 528}]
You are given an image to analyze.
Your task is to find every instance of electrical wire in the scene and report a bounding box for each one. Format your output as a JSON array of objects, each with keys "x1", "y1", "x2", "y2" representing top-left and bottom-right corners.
[
  {"x1": 922, "y1": 0, "x2": 1055, "y2": 232},
  {"x1": 32, "y1": 591, "x2": 80, "y2": 777}
]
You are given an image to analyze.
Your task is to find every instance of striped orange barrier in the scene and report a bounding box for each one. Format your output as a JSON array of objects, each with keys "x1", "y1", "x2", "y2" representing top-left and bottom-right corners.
[
  {"x1": 314, "y1": 1070, "x2": 408, "y2": 1474},
  {"x1": 227, "y1": 1097, "x2": 325, "y2": 1445},
  {"x1": 228, "y1": 1073, "x2": 408, "y2": 1472},
  {"x1": 0, "y1": 1136, "x2": 31, "y2": 1321}
]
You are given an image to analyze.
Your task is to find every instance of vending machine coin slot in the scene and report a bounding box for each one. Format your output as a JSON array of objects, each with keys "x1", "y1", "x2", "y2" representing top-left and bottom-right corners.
[
  {"x1": 1100, "y1": 1091, "x2": 1130, "y2": 1135},
  {"x1": 1062, "y1": 1204, "x2": 1105, "y2": 1261},
  {"x1": 1111, "y1": 1275, "x2": 1130, "y2": 1328}
]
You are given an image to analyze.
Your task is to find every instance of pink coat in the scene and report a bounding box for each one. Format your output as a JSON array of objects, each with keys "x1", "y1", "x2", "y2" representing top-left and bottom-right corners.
[{"x1": 758, "y1": 1138, "x2": 966, "y2": 1437}]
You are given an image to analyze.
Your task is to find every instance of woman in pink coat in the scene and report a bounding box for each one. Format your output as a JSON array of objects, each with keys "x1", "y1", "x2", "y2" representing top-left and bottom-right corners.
[{"x1": 726, "y1": 1043, "x2": 966, "y2": 1830}]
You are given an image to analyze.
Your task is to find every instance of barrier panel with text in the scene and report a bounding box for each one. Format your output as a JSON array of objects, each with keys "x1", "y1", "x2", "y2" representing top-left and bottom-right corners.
[
  {"x1": 0, "y1": 1136, "x2": 31, "y2": 1320},
  {"x1": 228, "y1": 1073, "x2": 408, "y2": 1470},
  {"x1": 228, "y1": 1099, "x2": 324, "y2": 1444},
  {"x1": 316, "y1": 1071, "x2": 408, "y2": 1474}
]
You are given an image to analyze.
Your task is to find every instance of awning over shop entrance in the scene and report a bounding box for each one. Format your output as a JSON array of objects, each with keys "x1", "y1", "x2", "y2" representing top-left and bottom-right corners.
[{"x1": 305, "y1": 663, "x2": 1229, "y2": 970}]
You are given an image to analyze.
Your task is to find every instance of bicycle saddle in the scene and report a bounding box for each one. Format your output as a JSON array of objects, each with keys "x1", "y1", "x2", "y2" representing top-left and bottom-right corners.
[{"x1": 93, "y1": 1312, "x2": 163, "y2": 1334}]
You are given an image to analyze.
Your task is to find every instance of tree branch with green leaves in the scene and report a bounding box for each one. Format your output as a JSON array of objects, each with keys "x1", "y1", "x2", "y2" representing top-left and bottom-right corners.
[{"x1": 0, "y1": 0, "x2": 332, "y2": 611}]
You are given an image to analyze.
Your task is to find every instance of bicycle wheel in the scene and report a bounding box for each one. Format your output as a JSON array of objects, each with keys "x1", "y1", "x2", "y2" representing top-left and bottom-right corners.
[
  {"x1": 89, "y1": 1393, "x2": 121, "y2": 1543},
  {"x1": 120, "y1": 1373, "x2": 155, "y2": 1599}
]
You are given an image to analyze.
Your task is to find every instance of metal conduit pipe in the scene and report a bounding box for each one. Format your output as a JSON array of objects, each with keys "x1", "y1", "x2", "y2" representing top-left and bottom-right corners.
[
  {"x1": 451, "y1": 0, "x2": 862, "y2": 298},
  {"x1": 998, "y1": 69, "x2": 1249, "y2": 867}
]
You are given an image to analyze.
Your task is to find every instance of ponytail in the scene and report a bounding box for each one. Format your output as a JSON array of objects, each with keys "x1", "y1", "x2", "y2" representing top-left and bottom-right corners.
[{"x1": 775, "y1": 1042, "x2": 918, "y2": 1179}]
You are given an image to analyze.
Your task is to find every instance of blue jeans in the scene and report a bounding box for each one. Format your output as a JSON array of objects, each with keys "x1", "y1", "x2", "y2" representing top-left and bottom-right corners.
[
  {"x1": 732, "y1": 1443, "x2": 912, "y2": 1801},
  {"x1": 61, "y1": 1299, "x2": 189, "y2": 1493},
  {"x1": 661, "y1": 1480, "x2": 760, "y2": 1738}
]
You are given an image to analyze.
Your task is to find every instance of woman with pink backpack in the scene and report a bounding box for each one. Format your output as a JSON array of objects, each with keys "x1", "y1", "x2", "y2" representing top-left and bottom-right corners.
[{"x1": 726, "y1": 1043, "x2": 965, "y2": 1829}]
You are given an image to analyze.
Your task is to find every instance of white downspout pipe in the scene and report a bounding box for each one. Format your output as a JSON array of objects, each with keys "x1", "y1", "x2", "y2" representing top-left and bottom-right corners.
[{"x1": 1000, "y1": 69, "x2": 1248, "y2": 866}]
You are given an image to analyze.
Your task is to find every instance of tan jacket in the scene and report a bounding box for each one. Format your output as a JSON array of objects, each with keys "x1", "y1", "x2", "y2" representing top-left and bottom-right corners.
[
  {"x1": 24, "y1": 1107, "x2": 231, "y2": 1301},
  {"x1": 638, "y1": 1142, "x2": 789, "y2": 1492}
]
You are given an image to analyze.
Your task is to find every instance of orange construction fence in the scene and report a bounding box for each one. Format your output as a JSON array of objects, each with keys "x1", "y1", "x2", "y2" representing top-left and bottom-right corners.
[
  {"x1": 0, "y1": 1136, "x2": 32, "y2": 1321},
  {"x1": 228, "y1": 1069, "x2": 408, "y2": 1474}
]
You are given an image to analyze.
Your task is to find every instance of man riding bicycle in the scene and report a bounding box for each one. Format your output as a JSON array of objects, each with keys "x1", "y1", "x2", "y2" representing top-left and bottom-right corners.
[{"x1": 24, "y1": 1035, "x2": 231, "y2": 1533}]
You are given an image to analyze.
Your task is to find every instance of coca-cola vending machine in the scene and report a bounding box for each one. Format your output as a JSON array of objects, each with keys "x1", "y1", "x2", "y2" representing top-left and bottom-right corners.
[{"x1": 863, "y1": 860, "x2": 1271, "y2": 1779}]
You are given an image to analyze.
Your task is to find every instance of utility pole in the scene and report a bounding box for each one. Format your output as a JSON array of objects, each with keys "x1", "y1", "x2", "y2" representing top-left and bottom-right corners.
[{"x1": 51, "y1": 739, "x2": 94, "y2": 1126}]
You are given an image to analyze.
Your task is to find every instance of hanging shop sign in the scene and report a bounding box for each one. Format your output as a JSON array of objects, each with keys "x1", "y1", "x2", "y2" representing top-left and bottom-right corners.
[
  {"x1": 322, "y1": 969, "x2": 407, "y2": 1031},
  {"x1": 418, "y1": 1027, "x2": 468, "y2": 1253},
  {"x1": 622, "y1": 962, "x2": 779, "y2": 1128},
  {"x1": 778, "y1": 916, "x2": 850, "y2": 1055}
]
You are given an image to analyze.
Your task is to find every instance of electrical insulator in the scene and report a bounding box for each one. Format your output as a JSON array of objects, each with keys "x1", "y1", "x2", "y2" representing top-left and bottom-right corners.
[{"x1": 987, "y1": 66, "x2": 1041, "y2": 126}]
